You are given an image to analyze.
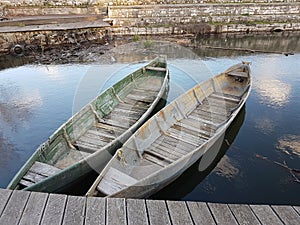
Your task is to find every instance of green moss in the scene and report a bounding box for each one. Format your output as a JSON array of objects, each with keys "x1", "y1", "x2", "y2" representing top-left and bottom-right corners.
[
  {"x1": 133, "y1": 34, "x2": 140, "y2": 42},
  {"x1": 143, "y1": 39, "x2": 153, "y2": 49}
]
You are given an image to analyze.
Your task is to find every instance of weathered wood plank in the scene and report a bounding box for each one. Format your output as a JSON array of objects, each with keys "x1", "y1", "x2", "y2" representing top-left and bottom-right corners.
[
  {"x1": 147, "y1": 146, "x2": 179, "y2": 161},
  {"x1": 293, "y1": 206, "x2": 300, "y2": 215},
  {"x1": 19, "y1": 192, "x2": 48, "y2": 225},
  {"x1": 155, "y1": 134, "x2": 197, "y2": 153},
  {"x1": 62, "y1": 196, "x2": 86, "y2": 225},
  {"x1": 271, "y1": 205, "x2": 300, "y2": 225},
  {"x1": 175, "y1": 121, "x2": 212, "y2": 140},
  {"x1": 250, "y1": 205, "x2": 284, "y2": 225},
  {"x1": 146, "y1": 66, "x2": 167, "y2": 72},
  {"x1": 29, "y1": 161, "x2": 62, "y2": 177},
  {"x1": 22, "y1": 171, "x2": 47, "y2": 185},
  {"x1": 106, "y1": 198, "x2": 126, "y2": 225},
  {"x1": 54, "y1": 149, "x2": 90, "y2": 169},
  {"x1": 167, "y1": 201, "x2": 193, "y2": 225},
  {"x1": 85, "y1": 197, "x2": 105, "y2": 225},
  {"x1": 208, "y1": 203, "x2": 238, "y2": 225},
  {"x1": 149, "y1": 142, "x2": 184, "y2": 158},
  {"x1": 0, "y1": 189, "x2": 12, "y2": 217},
  {"x1": 40, "y1": 193, "x2": 67, "y2": 225},
  {"x1": 186, "y1": 201, "x2": 216, "y2": 225},
  {"x1": 229, "y1": 204, "x2": 260, "y2": 225},
  {"x1": 97, "y1": 167, "x2": 138, "y2": 195},
  {"x1": 210, "y1": 93, "x2": 240, "y2": 103},
  {"x1": 143, "y1": 150, "x2": 174, "y2": 164},
  {"x1": 143, "y1": 153, "x2": 169, "y2": 167},
  {"x1": 95, "y1": 122, "x2": 126, "y2": 133},
  {"x1": 87, "y1": 128, "x2": 117, "y2": 140},
  {"x1": 0, "y1": 190, "x2": 30, "y2": 225},
  {"x1": 164, "y1": 131, "x2": 199, "y2": 147},
  {"x1": 152, "y1": 139, "x2": 189, "y2": 156},
  {"x1": 167, "y1": 127, "x2": 206, "y2": 146},
  {"x1": 127, "y1": 199, "x2": 148, "y2": 225},
  {"x1": 146, "y1": 200, "x2": 171, "y2": 225}
]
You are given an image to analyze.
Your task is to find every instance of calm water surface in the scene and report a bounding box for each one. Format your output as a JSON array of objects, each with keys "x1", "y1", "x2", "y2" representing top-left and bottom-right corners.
[{"x1": 0, "y1": 33, "x2": 299, "y2": 205}]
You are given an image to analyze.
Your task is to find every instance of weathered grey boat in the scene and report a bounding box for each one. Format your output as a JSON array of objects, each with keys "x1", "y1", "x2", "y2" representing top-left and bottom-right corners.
[
  {"x1": 86, "y1": 62, "x2": 251, "y2": 198},
  {"x1": 7, "y1": 56, "x2": 169, "y2": 192}
]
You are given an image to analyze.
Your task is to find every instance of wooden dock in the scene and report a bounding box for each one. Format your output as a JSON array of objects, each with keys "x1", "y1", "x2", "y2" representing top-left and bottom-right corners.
[{"x1": 0, "y1": 189, "x2": 299, "y2": 225}]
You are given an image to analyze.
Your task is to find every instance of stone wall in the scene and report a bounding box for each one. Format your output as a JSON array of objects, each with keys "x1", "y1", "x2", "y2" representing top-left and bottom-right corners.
[
  {"x1": 108, "y1": 3, "x2": 300, "y2": 26},
  {"x1": 0, "y1": 0, "x2": 299, "y2": 7}
]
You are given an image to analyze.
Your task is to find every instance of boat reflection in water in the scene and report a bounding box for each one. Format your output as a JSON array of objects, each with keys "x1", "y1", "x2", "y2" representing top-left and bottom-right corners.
[{"x1": 151, "y1": 106, "x2": 246, "y2": 200}]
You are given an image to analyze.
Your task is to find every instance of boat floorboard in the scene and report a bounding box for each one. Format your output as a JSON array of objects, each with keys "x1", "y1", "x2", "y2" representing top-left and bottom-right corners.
[
  {"x1": 20, "y1": 162, "x2": 62, "y2": 187},
  {"x1": 97, "y1": 167, "x2": 138, "y2": 196}
]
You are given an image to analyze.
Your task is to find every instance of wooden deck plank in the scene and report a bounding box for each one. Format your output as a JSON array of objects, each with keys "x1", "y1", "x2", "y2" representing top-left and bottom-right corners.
[
  {"x1": 250, "y1": 205, "x2": 284, "y2": 225},
  {"x1": 293, "y1": 206, "x2": 300, "y2": 215},
  {"x1": 229, "y1": 204, "x2": 261, "y2": 225},
  {"x1": 127, "y1": 199, "x2": 148, "y2": 225},
  {"x1": 167, "y1": 201, "x2": 193, "y2": 225},
  {"x1": 40, "y1": 193, "x2": 67, "y2": 225},
  {"x1": 208, "y1": 203, "x2": 238, "y2": 225},
  {"x1": 187, "y1": 202, "x2": 216, "y2": 225},
  {"x1": 0, "y1": 190, "x2": 30, "y2": 225},
  {"x1": 146, "y1": 200, "x2": 171, "y2": 225},
  {"x1": 62, "y1": 196, "x2": 86, "y2": 225},
  {"x1": 19, "y1": 192, "x2": 48, "y2": 225},
  {"x1": 106, "y1": 198, "x2": 126, "y2": 225},
  {"x1": 85, "y1": 197, "x2": 105, "y2": 225},
  {"x1": 0, "y1": 189, "x2": 12, "y2": 217},
  {"x1": 271, "y1": 205, "x2": 300, "y2": 225}
]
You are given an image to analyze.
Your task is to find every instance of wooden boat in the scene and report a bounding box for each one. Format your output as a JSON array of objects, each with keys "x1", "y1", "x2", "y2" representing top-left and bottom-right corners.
[
  {"x1": 7, "y1": 56, "x2": 169, "y2": 192},
  {"x1": 86, "y1": 62, "x2": 251, "y2": 198}
]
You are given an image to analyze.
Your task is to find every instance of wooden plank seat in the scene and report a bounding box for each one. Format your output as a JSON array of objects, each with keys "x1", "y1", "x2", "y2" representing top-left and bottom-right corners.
[
  {"x1": 203, "y1": 96, "x2": 239, "y2": 108},
  {"x1": 210, "y1": 92, "x2": 240, "y2": 103},
  {"x1": 20, "y1": 161, "x2": 62, "y2": 187},
  {"x1": 97, "y1": 167, "x2": 138, "y2": 195},
  {"x1": 146, "y1": 66, "x2": 167, "y2": 72},
  {"x1": 227, "y1": 71, "x2": 248, "y2": 78}
]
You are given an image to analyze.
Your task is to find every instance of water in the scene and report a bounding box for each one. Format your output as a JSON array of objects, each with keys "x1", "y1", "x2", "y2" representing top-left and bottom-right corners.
[{"x1": 0, "y1": 32, "x2": 299, "y2": 205}]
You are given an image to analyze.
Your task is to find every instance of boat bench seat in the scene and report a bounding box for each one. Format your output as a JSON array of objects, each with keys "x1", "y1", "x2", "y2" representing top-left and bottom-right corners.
[
  {"x1": 97, "y1": 167, "x2": 138, "y2": 195},
  {"x1": 227, "y1": 71, "x2": 248, "y2": 78},
  {"x1": 210, "y1": 92, "x2": 240, "y2": 103},
  {"x1": 19, "y1": 161, "x2": 62, "y2": 187}
]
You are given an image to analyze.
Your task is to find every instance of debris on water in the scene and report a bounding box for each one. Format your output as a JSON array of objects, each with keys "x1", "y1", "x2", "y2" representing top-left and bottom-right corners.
[{"x1": 255, "y1": 154, "x2": 300, "y2": 183}]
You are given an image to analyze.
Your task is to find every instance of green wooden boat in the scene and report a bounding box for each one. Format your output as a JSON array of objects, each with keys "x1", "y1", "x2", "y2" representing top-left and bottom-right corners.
[{"x1": 7, "y1": 56, "x2": 169, "y2": 192}]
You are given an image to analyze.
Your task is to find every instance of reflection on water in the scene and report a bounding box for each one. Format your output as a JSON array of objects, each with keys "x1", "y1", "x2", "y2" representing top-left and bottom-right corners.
[
  {"x1": 254, "y1": 79, "x2": 291, "y2": 108},
  {"x1": 0, "y1": 80, "x2": 41, "y2": 131},
  {"x1": 213, "y1": 155, "x2": 239, "y2": 179},
  {"x1": 254, "y1": 117, "x2": 275, "y2": 135},
  {"x1": 277, "y1": 135, "x2": 300, "y2": 157},
  {"x1": 194, "y1": 31, "x2": 300, "y2": 58}
]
